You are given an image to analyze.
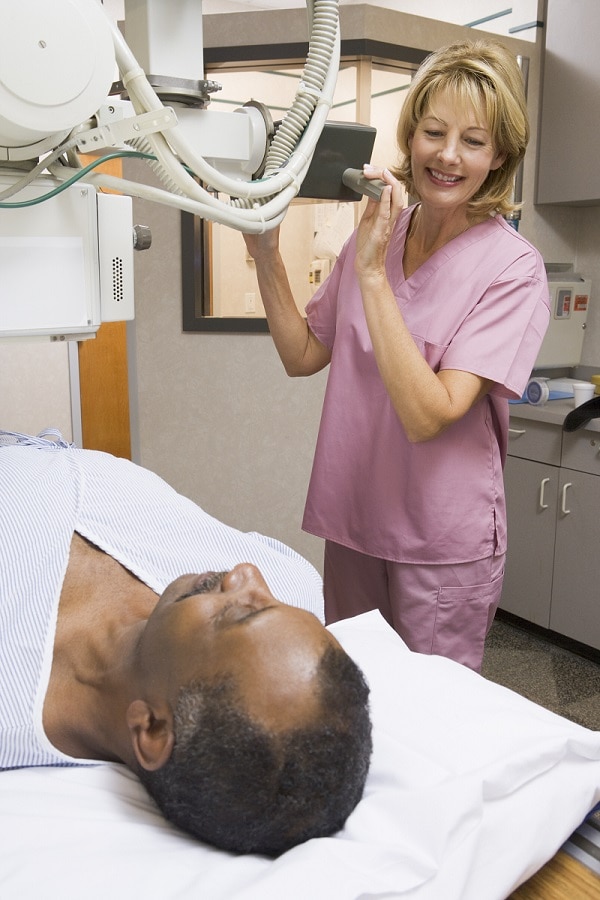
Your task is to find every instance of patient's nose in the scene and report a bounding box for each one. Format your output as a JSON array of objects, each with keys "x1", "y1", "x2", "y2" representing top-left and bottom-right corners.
[{"x1": 222, "y1": 563, "x2": 277, "y2": 600}]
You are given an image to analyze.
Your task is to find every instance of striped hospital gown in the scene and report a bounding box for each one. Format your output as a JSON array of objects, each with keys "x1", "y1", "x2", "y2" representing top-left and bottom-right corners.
[{"x1": 0, "y1": 434, "x2": 324, "y2": 769}]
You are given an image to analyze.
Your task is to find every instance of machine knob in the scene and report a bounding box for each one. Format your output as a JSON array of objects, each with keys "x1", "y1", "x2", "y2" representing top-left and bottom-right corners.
[{"x1": 132, "y1": 224, "x2": 152, "y2": 251}]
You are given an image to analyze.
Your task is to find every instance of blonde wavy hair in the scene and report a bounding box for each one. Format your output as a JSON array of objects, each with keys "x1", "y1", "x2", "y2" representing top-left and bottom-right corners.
[{"x1": 391, "y1": 39, "x2": 529, "y2": 218}]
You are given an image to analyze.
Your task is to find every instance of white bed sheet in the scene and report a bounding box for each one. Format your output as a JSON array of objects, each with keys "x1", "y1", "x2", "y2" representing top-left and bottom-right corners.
[{"x1": 1, "y1": 610, "x2": 599, "y2": 900}]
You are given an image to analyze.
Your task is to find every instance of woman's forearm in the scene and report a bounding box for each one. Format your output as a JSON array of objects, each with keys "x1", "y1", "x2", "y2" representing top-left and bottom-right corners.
[
  {"x1": 246, "y1": 236, "x2": 331, "y2": 377},
  {"x1": 359, "y1": 272, "x2": 491, "y2": 442}
]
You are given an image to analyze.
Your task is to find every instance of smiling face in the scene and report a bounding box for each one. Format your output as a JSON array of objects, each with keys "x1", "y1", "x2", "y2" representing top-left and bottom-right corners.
[
  {"x1": 136, "y1": 563, "x2": 337, "y2": 732},
  {"x1": 408, "y1": 89, "x2": 506, "y2": 218}
]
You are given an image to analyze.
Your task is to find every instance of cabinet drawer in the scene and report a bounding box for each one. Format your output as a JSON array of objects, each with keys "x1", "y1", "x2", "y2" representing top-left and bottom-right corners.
[
  {"x1": 507, "y1": 418, "x2": 562, "y2": 466},
  {"x1": 561, "y1": 430, "x2": 600, "y2": 475}
]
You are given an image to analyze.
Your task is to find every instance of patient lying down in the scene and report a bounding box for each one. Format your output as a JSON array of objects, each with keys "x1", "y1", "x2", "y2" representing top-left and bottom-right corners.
[{"x1": 0, "y1": 432, "x2": 372, "y2": 856}]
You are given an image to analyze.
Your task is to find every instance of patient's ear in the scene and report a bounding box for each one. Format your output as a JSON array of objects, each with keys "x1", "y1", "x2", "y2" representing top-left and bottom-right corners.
[{"x1": 126, "y1": 699, "x2": 175, "y2": 771}]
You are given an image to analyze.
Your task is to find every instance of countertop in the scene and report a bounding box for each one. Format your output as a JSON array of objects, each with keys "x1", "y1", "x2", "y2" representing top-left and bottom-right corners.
[{"x1": 508, "y1": 397, "x2": 600, "y2": 433}]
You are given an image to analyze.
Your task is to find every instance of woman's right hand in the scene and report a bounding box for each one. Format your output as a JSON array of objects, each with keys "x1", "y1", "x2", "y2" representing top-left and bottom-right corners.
[{"x1": 242, "y1": 226, "x2": 281, "y2": 262}]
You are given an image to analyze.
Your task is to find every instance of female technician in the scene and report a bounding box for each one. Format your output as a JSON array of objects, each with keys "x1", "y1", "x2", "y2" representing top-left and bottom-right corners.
[{"x1": 244, "y1": 40, "x2": 549, "y2": 671}]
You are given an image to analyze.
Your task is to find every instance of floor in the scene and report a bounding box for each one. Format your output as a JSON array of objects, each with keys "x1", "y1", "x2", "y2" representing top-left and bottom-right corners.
[{"x1": 482, "y1": 613, "x2": 600, "y2": 732}]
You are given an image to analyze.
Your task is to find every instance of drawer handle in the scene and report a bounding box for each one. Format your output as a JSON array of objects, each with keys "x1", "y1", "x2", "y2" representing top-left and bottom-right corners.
[
  {"x1": 561, "y1": 482, "x2": 572, "y2": 515},
  {"x1": 509, "y1": 428, "x2": 526, "y2": 436},
  {"x1": 539, "y1": 477, "x2": 550, "y2": 510}
]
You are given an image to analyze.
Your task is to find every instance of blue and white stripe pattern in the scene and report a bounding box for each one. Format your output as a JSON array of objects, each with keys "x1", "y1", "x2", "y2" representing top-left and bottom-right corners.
[
  {"x1": 0, "y1": 433, "x2": 324, "y2": 769},
  {"x1": 562, "y1": 804, "x2": 600, "y2": 875}
]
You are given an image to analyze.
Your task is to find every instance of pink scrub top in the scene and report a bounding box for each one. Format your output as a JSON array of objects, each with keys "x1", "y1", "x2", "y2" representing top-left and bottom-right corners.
[{"x1": 303, "y1": 207, "x2": 550, "y2": 565}]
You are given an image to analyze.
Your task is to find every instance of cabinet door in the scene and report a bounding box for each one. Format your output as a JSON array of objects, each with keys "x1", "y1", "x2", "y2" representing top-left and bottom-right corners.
[
  {"x1": 500, "y1": 456, "x2": 559, "y2": 627},
  {"x1": 550, "y1": 469, "x2": 600, "y2": 649},
  {"x1": 537, "y1": 0, "x2": 600, "y2": 204}
]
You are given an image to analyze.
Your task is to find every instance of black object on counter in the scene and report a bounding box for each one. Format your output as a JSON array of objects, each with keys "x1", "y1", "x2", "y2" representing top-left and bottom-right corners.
[{"x1": 562, "y1": 395, "x2": 600, "y2": 431}]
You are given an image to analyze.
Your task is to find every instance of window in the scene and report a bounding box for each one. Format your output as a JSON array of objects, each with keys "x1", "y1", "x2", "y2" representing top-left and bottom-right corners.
[{"x1": 182, "y1": 57, "x2": 415, "y2": 332}]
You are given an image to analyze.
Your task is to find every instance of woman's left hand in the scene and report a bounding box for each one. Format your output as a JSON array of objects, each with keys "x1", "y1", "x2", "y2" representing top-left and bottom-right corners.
[{"x1": 354, "y1": 166, "x2": 404, "y2": 281}]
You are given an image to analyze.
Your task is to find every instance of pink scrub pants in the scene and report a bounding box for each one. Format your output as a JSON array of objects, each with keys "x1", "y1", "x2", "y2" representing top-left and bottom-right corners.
[{"x1": 324, "y1": 540, "x2": 506, "y2": 673}]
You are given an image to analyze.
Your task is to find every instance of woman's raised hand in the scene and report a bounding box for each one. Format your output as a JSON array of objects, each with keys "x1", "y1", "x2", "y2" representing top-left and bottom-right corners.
[
  {"x1": 242, "y1": 225, "x2": 281, "y2": 262},
  {"x1": 354, "y1": 166, "x2": 403, "y2": 280}
]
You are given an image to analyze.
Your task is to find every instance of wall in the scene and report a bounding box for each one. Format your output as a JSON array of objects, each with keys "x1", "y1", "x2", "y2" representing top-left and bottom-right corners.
[
  {"x1": 203, "y1": 0, "x2": 540, "y2": 43},
  {"x1": 127, "y1": 162, "x2": 328, "y2": 568},
  {"x1": 0, "y1": 342, "x2": 75, "y2": 440},
  {"x1": 574, "y1": 209, "x2": 600, "y2": 367}
]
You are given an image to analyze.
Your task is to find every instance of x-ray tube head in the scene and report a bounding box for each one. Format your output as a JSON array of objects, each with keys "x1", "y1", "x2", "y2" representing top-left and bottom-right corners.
[{"x1": 0, "y1": 0, "x2": 115, "y2": 158}]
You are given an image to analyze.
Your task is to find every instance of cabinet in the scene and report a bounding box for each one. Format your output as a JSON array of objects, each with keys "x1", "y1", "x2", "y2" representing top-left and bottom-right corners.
[
  {"x1": 502, "y1": 455, "x2": 558, "y2": 626},
  {"x1": 551, "y1": 437, "x2": 600, "y2": 648},
  {"x1": 536, "y1": 0, "x2": 600, "y2": 205},
  {"x1": 501, "y1": 415, "x2": 600, "y2": 650}
]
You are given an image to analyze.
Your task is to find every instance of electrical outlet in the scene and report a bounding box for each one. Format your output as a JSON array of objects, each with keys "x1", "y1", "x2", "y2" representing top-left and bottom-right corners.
[{"x1": 244, "y1": 292, "x2": 256, "y2": 313}]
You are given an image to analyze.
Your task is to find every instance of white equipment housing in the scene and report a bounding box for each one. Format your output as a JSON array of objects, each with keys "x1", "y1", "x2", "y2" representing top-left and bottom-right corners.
[
  {"x1": 0, "y1": 0, "x2": 116, "y2": 160},
  {"x1": 0, "y1": 176, "x2": 133, "y2": 340},
  {"x1": 535, "y1": 265, "x2": 591, "y2": 368},
  {"x1": 0, "y1": 0, "x2": 341, "y2": 340}
]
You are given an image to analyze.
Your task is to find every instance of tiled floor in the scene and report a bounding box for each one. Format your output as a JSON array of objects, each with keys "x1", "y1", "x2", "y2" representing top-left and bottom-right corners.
[{"x1": 482, "y1": 614, "x2": 600, "y2": 731}]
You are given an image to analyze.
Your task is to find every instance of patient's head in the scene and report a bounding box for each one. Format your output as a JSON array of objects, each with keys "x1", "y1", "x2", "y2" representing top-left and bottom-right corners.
[
  {"x1": 138, "y1": 645, "x2": 371, "y2": 855},
  {"x1": 131, "y1": 563, "x2": 372, "y2": 855}
]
